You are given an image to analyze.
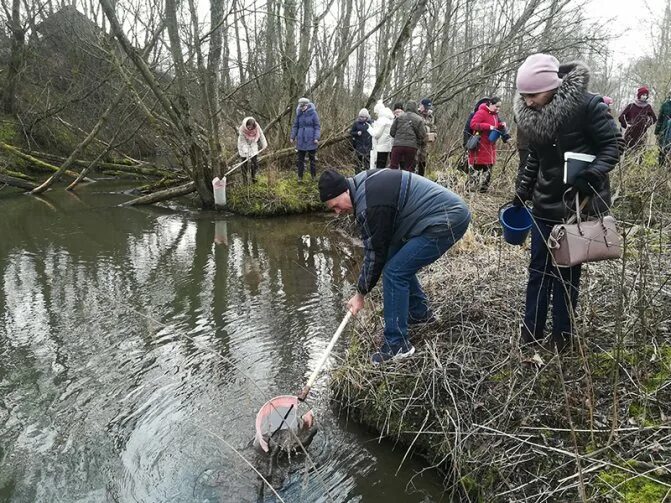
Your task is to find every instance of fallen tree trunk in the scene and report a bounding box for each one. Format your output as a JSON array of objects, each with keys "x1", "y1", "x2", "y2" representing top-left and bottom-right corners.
[
  {"x1": 120, "y1": 131, "x2": 351, "y2": 207},
  {"x1": 134, "y1": 176, "x2": 191, "y2": 194},
  {"x1": 0, "y1": 142, "x2": 87, "y2": 180},
  {"x1": 0, "y1": 166, "x2": 34, "y2": 181},
  {"x1": 24, "y1": 150, "x2": 176, "y2": 178},
  {"x1": 119, "y1": 181, "x2": 196, "y2": 207},
  {"x1": 0, "y1": 168, "x2": 38, "y2": 190}
]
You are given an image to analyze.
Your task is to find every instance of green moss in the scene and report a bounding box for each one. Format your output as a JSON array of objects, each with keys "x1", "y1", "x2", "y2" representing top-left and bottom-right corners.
[
  {"x1": 628, "y1": 401, "x2": 658, "y2": 427},
  {"x1": 643, "y1": 346, "x2": 671, "y2": 393},
  {"x1": 0, "y1": 119, "x2": 18, "y2": 144},
  {"x1": 596, "y1": 468, "x2": 668, "y2": 502},
  {"x1": 490, "y1": 368, "x2": 512, "y2": 382},
  {"x1": 226, "y1": 173, "x2": 323, "y2": 216}
]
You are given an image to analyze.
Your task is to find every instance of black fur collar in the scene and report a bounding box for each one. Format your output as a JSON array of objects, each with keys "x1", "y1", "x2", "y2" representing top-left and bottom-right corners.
[{"x1": 514, "y1": 61, "x2": 591, "y2": 145}]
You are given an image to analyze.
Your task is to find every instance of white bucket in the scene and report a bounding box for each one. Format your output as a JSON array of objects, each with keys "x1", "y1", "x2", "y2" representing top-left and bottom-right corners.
[{"x1": 212, "y1": 176, "x2": 226, "y2": 207}]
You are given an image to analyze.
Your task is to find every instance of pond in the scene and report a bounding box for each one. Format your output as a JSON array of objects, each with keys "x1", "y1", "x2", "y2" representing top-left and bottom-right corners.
[{"x1": 0, "y1": 183, "x2": 445, "y2": 502}]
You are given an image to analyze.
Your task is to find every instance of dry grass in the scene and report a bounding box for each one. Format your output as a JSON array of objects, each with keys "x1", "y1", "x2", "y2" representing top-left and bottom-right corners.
[{"x1": 330, "y1": 148, "x2": 671, "y2": 502}]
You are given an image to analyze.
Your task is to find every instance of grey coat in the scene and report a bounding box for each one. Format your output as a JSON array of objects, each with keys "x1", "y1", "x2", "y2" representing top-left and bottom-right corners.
[{"x1": 390, "y1": 102, "x2": 427, "y2": 149}]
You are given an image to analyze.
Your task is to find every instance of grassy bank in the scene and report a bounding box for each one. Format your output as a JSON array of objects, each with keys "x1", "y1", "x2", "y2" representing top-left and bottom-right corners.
[
  {"x1": 225, "y1": 168, "x2": 325, "y2": 216},
  {"x1": 330, "y1": 149, "x2": 671, "y2": 501}
]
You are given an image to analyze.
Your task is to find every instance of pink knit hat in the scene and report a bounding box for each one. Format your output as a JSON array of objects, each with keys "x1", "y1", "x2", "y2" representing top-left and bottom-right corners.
[{"x1": 516, "y1": 54, "x2": 563, "y2": 94}]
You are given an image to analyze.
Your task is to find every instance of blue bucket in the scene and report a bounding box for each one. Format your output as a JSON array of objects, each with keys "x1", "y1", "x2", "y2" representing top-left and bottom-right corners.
[
  {"x1": 499, "y1": 204, "x2": 532, "y2": 245},
  {"x1": 488, "y1": 129, "x2": 501, "y2": 142}
]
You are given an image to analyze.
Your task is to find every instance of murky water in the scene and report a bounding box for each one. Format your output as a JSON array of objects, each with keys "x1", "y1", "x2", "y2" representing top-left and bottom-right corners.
[{"x1": 0, "y1": 183, "x2": 444, "y2": 502}]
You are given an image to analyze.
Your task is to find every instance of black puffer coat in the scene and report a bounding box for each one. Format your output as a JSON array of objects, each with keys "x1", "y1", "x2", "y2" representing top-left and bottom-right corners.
[{"x1": 514, "y1": 61, "x2": 622, "y2": 222}]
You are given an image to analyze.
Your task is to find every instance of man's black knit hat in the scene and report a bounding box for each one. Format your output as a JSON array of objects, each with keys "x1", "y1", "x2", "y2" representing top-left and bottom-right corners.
[{"x1": 318, "y1": 169, "x2": 348, "y2": 202}]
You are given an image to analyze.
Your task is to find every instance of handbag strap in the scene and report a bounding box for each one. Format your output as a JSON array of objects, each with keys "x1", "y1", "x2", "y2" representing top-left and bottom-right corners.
[{"x1": 565, "y1": 192, "x2": 590, "y2": 225}]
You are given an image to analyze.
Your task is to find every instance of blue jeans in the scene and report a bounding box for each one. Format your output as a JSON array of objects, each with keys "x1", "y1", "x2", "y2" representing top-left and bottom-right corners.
[
  {"x1": 523, "y1": 220, "x2": 582, "y2": 339},
  {"x1": 382, "y1": 217, "x2": 470, "y2": 347}
]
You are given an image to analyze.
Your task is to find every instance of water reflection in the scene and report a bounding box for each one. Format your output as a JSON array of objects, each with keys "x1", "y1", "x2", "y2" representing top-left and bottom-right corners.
[{"x1": 0, "y1": 185, "x2": 444, "y2": 502}]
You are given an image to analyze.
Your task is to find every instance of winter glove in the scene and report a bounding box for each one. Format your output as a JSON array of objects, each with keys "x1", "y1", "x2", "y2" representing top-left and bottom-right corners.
[{"x1": 572, "y1": 176, "x2": 593, "y2": 197}]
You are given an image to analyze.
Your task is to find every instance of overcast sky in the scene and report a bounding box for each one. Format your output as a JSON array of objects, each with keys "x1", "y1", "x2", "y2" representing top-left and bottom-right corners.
[{"x1": 586, "y1": 0, "x2": 667, "y2": 64}]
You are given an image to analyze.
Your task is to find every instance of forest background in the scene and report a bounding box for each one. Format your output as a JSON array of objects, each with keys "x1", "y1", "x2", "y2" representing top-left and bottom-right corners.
[{"x1": 0, "y1": 0, "x2": 670, "y2": 206}]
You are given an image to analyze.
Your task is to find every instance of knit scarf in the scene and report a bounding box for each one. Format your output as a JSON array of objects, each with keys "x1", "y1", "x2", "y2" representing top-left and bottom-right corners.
[
  {"x1": 634, "y1": 99, "x2": 650, "y2": 108},
  {"x1": 242, "y1": 124, "x2": 260, "y2": 142}
]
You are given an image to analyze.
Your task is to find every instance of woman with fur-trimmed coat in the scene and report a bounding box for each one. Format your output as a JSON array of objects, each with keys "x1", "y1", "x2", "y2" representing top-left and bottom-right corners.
[
  {"x1": 290, "y1": 97, "x2": 321, "y2": 181},
  {"x1": 513, "y1": 54, "x2": 622, "y2": 352}
]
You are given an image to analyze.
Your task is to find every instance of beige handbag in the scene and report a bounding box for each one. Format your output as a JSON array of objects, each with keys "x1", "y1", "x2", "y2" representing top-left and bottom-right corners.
[{"x1": 548, "y1": 194, "x2": 622, "y2": 267}]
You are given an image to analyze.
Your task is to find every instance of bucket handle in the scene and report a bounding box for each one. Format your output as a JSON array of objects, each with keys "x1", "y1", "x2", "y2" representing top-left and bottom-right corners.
[{"x1": 499, "y1": 200, "x2": 532, "y2": 218}]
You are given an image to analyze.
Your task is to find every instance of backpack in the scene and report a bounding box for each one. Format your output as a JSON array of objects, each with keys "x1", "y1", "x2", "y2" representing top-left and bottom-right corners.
[{"x1": 463, "y1": 112, "x2": 476, "y2": 148}]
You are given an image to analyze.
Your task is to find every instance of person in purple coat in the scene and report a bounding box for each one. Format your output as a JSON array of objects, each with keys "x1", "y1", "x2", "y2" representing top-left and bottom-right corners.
[
  {"x1": 290, "y1": 97, "x2": 321, "y2": 181},
  {"x1": 619, "y1": 86, "x2": 657, "y2": 149}
]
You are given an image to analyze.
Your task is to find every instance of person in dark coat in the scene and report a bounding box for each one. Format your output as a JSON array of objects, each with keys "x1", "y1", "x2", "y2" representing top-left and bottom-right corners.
[
  {"x1": 513, "y1": 54, "x2": 622, "y2": 352},
  {"x1": 618, "y1": 87, "x2": 657, "y2": 149},
  {"x1": 350, "y1": 108, "x2": 373, "y2": 173},
  {"x1": 290, "y1": 97, "x2": 321, "y2": 181},
  {"x1": 318, "y1": 168, "x2": 470, "y2": 364},
  {"x1": 389, "y1": 101, "x2": 427, "y2": 172},
  {"x1": 655, "y1": 94, "x2": 671, "y2": 166},
  {"x1": 515, "y1": 122, "x2": 530, "y2": 187}
]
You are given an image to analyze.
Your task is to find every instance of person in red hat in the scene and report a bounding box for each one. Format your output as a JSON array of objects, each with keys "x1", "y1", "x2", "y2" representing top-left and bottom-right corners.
[{"x1": 618, "y1": 86, "x2": 657, "y2": 149}]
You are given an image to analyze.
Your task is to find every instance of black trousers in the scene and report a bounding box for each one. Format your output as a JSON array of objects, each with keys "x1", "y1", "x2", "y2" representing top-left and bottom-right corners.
[
  {"x1": 296, "y1": 150, "x2": 317, "y2": 179},
  {"x1": 241, "y1": 155, "x2": 258, "y2": 183},
  {"x1": 355, "y1": 153, "x2": 370, "y2": 174},
  {"x1": 376, "y1": 151, "x2": 389, "y2": 169}
]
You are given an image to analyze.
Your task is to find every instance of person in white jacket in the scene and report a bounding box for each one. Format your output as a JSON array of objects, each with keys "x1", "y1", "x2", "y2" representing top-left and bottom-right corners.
[
  {"x1": 237, "y1": 117, "x2": 268, "y2": 183},
  {"x1": 368, "y1": 101, "x2": 395, "y2": 169}
]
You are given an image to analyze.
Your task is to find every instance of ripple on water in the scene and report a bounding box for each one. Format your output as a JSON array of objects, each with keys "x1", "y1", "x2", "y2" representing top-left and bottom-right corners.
[{"x1": 0, "y1": 205, "x2": 446, "y2": 503}]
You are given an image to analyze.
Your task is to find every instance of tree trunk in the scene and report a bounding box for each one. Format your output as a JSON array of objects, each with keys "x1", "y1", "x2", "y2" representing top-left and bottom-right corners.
[
  {"x1": 207, "y1": 0, "x2": 225, "y2": 177},
  {"x1": 283, "y1": 0, "x2": 298, "y2": 98},
  {"x1": 0, "y1": 142, "x2": 83, "y2": 179},
  {"x1": 0, "y1": 169, "x2": 38, "y2": 191},
  {"x1": 265, "y1": 0, "x2": 277, "y2": 72},
  {"x1": 296, "y1": 0, "x2": 313, "y2": 92},
  {"x1": 233, "y1": 0, "x2": 246, "y2": 83},
  {"x1": 366, "y1": 0, "x2": 429, "y2": 109},
  {"x1": 101, "y1": 0, "x2": 214, "y2": 206},
  {"x1": 353, "y1": 0, "x2": 366, "y2": 99},
  {"x1": 119, "y1": 182, "x2": 197, "y2": 207},
  {"x1": 334, "y1": 0, "x2": 353, "y2": 93},
  {"x1": 3, "y1": 0, "x2": 24, "y2": 115}
]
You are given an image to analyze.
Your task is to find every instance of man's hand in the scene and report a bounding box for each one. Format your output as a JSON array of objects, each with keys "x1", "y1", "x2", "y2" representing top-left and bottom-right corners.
[
  {"x1": 290, "y1": 138, "x2": 295, "y2": 144},
  {"x1": 314, "y1": 139, "x2": 319, "y2": 145},
  {"x1": 347, "y1": 293, "x2": 365, "y2": 315}
]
